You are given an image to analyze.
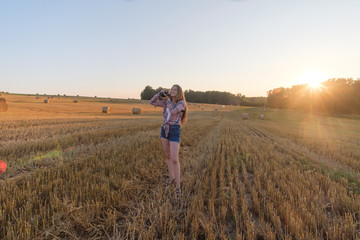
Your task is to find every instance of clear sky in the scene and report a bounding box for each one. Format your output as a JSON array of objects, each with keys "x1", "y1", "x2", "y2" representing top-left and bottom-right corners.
[{"x1": 1, "y1": 0, "x2": 359, "y2": 99}]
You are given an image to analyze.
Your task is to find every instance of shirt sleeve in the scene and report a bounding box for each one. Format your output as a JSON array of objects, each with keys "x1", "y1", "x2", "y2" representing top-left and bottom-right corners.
[
  {"x1": 149, "y1": 93, "x2": 165, "y2": 108},
  {"x1": 169, "y1": 100, "x2": 186, "y2": 114}
]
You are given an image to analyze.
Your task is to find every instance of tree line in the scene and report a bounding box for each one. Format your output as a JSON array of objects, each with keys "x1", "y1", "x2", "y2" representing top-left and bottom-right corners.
[
  {"x1": 267, "y1": 78, "x2": 360, "y2": 114},
  {"x1": 141, "y1": 78, "x2": 360, "y2": 113},
  {"x1": 140, "y1": 85, "x2": 266, "y2": 106}
]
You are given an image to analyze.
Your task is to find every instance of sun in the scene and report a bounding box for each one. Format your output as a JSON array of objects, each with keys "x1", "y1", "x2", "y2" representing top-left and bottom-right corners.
[
  {"x1": 298, "y1": 71, "x2": 328, "y2": 89},
  {"x1": 308, "y1": 79, "x2": 322, "y2": 89}
]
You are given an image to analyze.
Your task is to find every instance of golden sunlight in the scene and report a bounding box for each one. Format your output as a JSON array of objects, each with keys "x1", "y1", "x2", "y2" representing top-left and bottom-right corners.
[{"x1": 298, "y1": 71, "x2": 328, "y2": 89}]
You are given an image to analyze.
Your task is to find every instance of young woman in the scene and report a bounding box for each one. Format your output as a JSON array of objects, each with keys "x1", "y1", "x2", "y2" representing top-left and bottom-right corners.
[{"x1": 149, "y1": 84, "x2": 188, "y2": 194}]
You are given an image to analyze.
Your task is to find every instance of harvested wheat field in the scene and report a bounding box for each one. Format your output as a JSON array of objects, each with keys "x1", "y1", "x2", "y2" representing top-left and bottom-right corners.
[{"x1": 0, "y1": 94, "x2": 360, "y2": 239}]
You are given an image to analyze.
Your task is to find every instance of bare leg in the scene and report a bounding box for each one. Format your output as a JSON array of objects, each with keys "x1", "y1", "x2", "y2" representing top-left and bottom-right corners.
[
  {"x1": 161, "y1": 138, "x2": 174, "y2": 180},
  {"x1": 170, "y1": 141, "x2": 181, "y2": 190}
]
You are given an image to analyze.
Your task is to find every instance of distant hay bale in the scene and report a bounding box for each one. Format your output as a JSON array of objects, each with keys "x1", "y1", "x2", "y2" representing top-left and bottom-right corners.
[
  {"x1": 73, "y1": 99, "x2": 78, "y2": 103},
  {"x1": 221, "y1": 105, "x2": 225, "y2": 109},
  {"x1": 36, "y1": 96, "x2": 39, "y2": 99},
  {"x1": 132, "y1": 107, "x2": 141, "y2": 114},
  {"x1": 259, "y1": 114, "x2": 265, "y2": 119},
  {"x1": 242, "y1": 113, "x2": 249, "y2": 120},
  {"x1": 201, "y1": 107, "x2": 205, "y2": 110},
  {"x1": 102, "y1": 106, "x2": 111, "y2": 113},
  {"x1": 44, "y1": 99, "x2": 49, "y2": 103},
  {"x1": 0, "y1": 98, "x2": 8, "y2": 112}
]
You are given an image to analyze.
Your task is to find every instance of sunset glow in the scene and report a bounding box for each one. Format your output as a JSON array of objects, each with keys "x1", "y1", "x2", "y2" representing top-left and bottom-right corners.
[{"x1": 298, "y1": 71, "x2": 328, "y2": 89}]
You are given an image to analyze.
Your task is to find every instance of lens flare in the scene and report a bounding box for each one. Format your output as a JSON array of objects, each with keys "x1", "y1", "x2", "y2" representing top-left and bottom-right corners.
[{"x1": 0, "y1": 160, "x2": 7, "y2": 174}]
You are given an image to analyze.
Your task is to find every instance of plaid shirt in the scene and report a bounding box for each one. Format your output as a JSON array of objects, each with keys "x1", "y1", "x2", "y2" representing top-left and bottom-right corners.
[{"x1": 150, "y1": 93, "x2": 186, "y2": 126}]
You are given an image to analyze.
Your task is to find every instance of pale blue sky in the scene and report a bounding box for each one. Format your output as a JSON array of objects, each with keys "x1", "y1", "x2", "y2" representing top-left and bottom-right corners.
[{"x1": 1, "y1": 0, "x2": 359, "y2": 98}]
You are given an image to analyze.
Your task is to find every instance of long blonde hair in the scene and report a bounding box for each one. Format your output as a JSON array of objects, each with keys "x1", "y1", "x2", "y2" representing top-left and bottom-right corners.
[{"x1": 170, "y1": 84, "x2": 188, "y2": 125}]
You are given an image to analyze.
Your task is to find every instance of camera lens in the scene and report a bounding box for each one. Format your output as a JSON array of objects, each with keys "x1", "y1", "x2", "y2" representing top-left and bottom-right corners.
[{"x1": 159, "y1": 90, "x2": 169, "y2": 97}]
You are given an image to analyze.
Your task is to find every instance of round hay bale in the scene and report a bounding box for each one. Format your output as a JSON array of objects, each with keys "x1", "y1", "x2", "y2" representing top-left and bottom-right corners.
[
  {"x1": 242, "y1": 113, "x2": 249, "y2": 120},
  {"x1": 0, "y1": 98, "x2": 8, "y2": 112},
  {"x1": 201, "y1": 107, "x2": 205, "y2": 110},
  {"x1": 44, "y1": 99, "x2": 49, "y2": 103},
  {"x1": 102, "y1": 106, "x2": 111, "y2": 113},
  {"x1": 73, "y1": 99, "x2": 78, "y2": 103},
  {"x1": 132, "y1": 107, "x2": 141, "y2": 114},
  {"x1": 259, "y1": 114, "x2": 265, "y2": 120}
]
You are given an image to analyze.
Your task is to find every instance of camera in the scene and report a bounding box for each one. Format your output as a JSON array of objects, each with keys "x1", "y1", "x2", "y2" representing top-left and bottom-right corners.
[{"x1": 159, "y1": 90, "x2": 170, "y2": 97}]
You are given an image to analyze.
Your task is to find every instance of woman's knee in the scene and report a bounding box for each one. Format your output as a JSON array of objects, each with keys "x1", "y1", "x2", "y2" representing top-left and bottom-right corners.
[{"x1": 170, "y1": 156, "x2": 179, "y2": 164}]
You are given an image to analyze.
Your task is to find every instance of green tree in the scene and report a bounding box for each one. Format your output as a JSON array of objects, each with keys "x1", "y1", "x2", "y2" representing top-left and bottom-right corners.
[{"x1": 140, "y1": 86, "x2": 156, "y2": 100}]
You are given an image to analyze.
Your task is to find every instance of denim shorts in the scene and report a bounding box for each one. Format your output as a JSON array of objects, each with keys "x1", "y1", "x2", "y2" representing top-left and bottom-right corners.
[{"x1": 160, "y1": 125, "x2": 181, "y2": 143}]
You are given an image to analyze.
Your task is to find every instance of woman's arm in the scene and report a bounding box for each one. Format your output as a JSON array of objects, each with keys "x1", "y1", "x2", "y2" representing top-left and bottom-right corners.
[{"x1": 149, "y1": 93, "x2": 165, "y2": 108}]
